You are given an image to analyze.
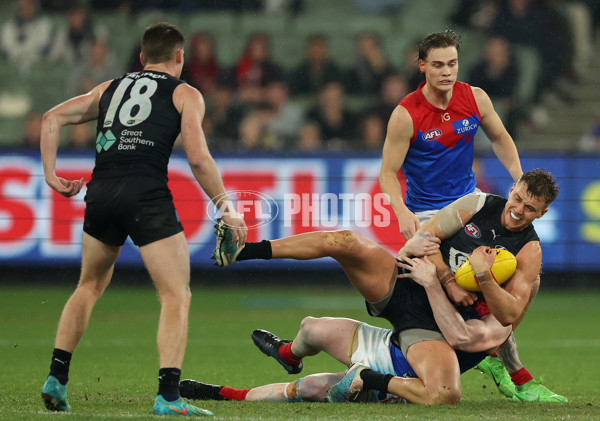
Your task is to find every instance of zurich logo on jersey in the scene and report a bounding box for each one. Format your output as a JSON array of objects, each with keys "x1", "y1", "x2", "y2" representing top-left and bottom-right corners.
[
  {"x1": 423, "y1": 128, "x2": 442, "y2": 141},
  {"x1": 464, "y1": 223, "x2": 481, "y2": 238},
  {"x1": 453, "y1": 115, "x2": 479, "y2": 135}
]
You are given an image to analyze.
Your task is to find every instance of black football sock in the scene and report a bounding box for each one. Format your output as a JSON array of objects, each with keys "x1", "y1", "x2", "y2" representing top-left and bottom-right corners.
[
  {"x1": 158, "y1": 368, "x2": 181, "y2": 402},
  {"x1": 236, "y1": 240, "x2": 272, "y2": 261},
  {"x1": 360, "y1": 369, "x2": 394, "y2": 400},
  {"x1": 49, "y1": 348, "x2": 72, "y2": 385}
]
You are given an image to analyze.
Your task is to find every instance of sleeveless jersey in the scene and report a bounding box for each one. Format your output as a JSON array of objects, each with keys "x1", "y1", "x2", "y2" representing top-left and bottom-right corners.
[
  {"x1": 93, "y1": 71, "x2": 184, "y2": 182},
  {"x1": 441, "y1": 194, "x2": 540, "y2": 273},
  {"x1": 368, "y1": 194, "x2": 538, "y2": 352},
  {"x1": 399, "y1": 81, "x2": 480, "y2": 212}
]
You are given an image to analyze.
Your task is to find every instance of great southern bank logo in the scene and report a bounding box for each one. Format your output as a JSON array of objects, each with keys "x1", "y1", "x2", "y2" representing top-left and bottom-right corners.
[{"x1": 96, "y1": 129, "x2": 116, "y2": 153}]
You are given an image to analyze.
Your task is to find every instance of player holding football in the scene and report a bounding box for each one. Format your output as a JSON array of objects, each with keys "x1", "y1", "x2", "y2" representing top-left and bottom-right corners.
[
  {"x1": 212, "y1": 169, "x2": 565, "y2": 403},
  {"x1": 378, "y1": 30, "x2": 541, "y2": 400},
  {"x1": 40, "y1": 22, "x2": 246, "y2": 416}
]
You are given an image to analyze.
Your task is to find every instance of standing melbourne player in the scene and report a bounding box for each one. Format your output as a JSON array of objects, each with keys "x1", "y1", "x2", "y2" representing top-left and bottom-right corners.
[
  {"x1": 40, "y1": 22, "x2": 246, "y2": 416},
  {"x1": 378, "y1": 30, "x2": 560, "y2": 401}
]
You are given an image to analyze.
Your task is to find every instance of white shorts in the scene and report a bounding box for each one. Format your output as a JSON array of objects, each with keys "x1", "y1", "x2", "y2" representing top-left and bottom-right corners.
[
  {"x1": 415, "y1": 188, "x2": 481, "y2": 225},
  {"x1": 350, "y1": 323, "x2": 407, "y2": 404},
  {"x1": 415, "y1": 209, "x2": 438, "y2": 225},
  {"x1": 350, "y1": 323, "x2": 396, "y2": 376}
]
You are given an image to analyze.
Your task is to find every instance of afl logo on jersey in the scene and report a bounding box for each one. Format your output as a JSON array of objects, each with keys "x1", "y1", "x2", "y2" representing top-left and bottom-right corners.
[
  {"x1": 423, "y1": 129, "x2": 442, "y2": 141},
  {"x1": 464, "y1": 223, "x2": 481, "y2": 238}
]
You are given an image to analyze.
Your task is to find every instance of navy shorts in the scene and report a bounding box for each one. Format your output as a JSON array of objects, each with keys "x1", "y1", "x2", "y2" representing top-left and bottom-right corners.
[{"x1": 83, "y1": 175, "x2": 184, "y2": 247}]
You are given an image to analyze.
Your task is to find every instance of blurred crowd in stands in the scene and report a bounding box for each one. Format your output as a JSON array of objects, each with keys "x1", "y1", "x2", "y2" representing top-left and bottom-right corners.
[{"x1": 2, "y1": 0, "x2": 600, "y2": 152}]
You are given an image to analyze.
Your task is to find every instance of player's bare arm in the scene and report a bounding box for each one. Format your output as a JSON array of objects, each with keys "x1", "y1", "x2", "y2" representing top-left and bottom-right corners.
[
  {"x1": 472, "y1": 87, "x2": 522, "y2": 181},
  {"x1": 379, "y1": 105, "x2": 420, "y2": 241},
  {"x1": 41, "y1": 80, "x2": 112, "y2": 197},
  {"x1": 174, "y1": 83, "x2": 247, "y2": 245},
  {"x1": 469, "y1": 242, "x2": 541, "y2": 326},
  {"x1": 397, "y1": 256, "x2": 511, "y2": 352},
  {"x1": 407, "y1": 193, "x2": 487, "y2": 305}
]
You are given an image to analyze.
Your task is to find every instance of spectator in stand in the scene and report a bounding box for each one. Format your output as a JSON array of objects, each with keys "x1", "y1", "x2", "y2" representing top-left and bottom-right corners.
[
  {"x1": 468, "y1": 36, "x2": 519, "y2": 133},
  {"x1": 238, "y1": 105, "x2": 278, "y2": 151},
  {"x1": 347, "y1": 32, "x2": 395, "y2": 95},
  {"x1": 403, "y1": 42, "x2": 424, "y2": 92},
  {"x1": 491, "y1": 0, "x2": 571, "y2": 103},
  {"x1": 357, "y1": 113, "x2": 386, "y2": 150},
  {"x1": 289, "y1": 34, "x2": 344, "y2": 96},
  {"x1": 184, "y1": 32, "x2": 220, "y2": 96},
  {"x1": 67, "y1": 39, "x2": 121, "y2": 96},
  {"x1": 370, "y1": 72, "x2": 409, "y2": 124},
  {"x1": 40, "y1": 0, "x2": 73, "y2": 11},
  {"x1": 263, "y1": 79, "x2": 305, "y2": 148},
  {"x1": 20, "y1": 112, "x2": 43, "y2": 148},
  {"x1": 296, "y1": 121, "x2": 323, "y2": 151},
  {"x1": 208, "y1": 78, "x2": 248, "y2": 149},
  {"x1": 450, "y1": 0, "x2": 500, "y2": 31},
  {"x1": 1, "y1": 0, "x2": 53, "y2": 71},
  {"x1": 49, "y1": 4, "x2": 108, "y2": 64},
  {"x1": 127, "y1": 42, "x2": 144, "y2": 72},
  {"x1": 306, "y1": 81, "x2": 356, "y2": 148},
  {"x1": 235, "y1": 32, "x2": 284, "y2": 106},
  {"x1": 65, "y1": 122, "x2": 95, "y2": 149}
]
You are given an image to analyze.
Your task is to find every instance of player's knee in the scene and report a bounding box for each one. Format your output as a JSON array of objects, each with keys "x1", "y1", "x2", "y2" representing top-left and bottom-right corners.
[
  {"x1": 323, "y1": 230, "x2": 359, "y2": 255},
  {"x1": 428, "y1": 384, "x2": 461, "y2": 405},
  {"x1": 299, "y1": 316, "x2": 319, "y2": 336},
  {"x1": 158, "y1": 285, "x2": 192, "y2": 307},
  {"x1": 76, "y1": 278, "x2": 109, "y2": 300}
]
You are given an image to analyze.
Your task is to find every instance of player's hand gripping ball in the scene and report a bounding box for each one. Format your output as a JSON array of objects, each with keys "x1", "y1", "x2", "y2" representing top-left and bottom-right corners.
[{"x1": 454, "y1": 248, "x2": 517, "y2": 292}]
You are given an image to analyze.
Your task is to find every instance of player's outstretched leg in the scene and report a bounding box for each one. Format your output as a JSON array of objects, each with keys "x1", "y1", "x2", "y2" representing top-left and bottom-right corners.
[
  {"x1": 152, "y1": 395, "x2": 214, "y2": 416},
  {"x1": 252, "y1": 329, "x2": 303, "y2": 374},
  {"x1": 180, "y1": 380, "x2": 229, "y2": 401},
  {"x1": 477, "y1": 355, "x2": 516, "y2": 398},
  {"x1": 41, "y1": 375, "x2": 70, "y2": 412},
  {"x1": 512, "y1": 379, "x2": 568, "y2": 402},
  {"x1": 211, "y1": 219, "x2": 245, "y2": 267}
]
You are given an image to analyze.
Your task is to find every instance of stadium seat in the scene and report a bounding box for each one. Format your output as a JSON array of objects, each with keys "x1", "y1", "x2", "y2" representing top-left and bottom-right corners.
[
  {"x1": 239, "y1": 12, "x2": 291, "y2": 38},
  {"x1": 181, "y1": 11, "x2": 237, "y2": 38}
]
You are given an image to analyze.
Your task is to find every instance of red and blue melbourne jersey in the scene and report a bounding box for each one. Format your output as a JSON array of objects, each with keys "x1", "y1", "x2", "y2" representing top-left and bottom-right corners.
[{"x1": 399, "y1": 81, "x2": 480, "y2": 212}]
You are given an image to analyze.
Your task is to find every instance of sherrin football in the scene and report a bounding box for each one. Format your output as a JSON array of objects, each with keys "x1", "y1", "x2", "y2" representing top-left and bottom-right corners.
[{"x1": 454, "y1": 248, "x2": 517, "y2": 292}]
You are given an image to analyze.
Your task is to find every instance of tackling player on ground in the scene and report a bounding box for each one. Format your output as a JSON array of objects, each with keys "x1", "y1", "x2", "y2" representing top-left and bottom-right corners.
[{"x1": 212, "y1": 169, "x2": 565, "y2": 403}]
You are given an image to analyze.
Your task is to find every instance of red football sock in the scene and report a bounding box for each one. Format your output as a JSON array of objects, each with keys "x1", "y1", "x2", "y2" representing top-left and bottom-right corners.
[
  {"x1": 510, "y1": 367, "x2": 534, "y2": 386},
  {"x1": 219, "y1": 387, "x2": 250, "y2": 401},
  {"x1": 278, "y1": 342, "x2": 303, "y2": 364}
]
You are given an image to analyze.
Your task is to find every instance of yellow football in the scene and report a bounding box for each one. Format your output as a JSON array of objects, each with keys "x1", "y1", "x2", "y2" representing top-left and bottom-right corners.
[{"x1": 454, "y1": 249, "x2": 517, "y2": 292}]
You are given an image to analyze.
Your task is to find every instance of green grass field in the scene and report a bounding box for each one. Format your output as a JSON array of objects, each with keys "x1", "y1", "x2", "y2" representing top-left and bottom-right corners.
[{"x1": 2, "y1": 283, "x2": 599, "y2": 420}]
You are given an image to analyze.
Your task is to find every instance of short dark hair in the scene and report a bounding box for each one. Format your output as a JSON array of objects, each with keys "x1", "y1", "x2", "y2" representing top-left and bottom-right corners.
[
  {"x1": 417, "y1": 30, "x2": 461, "y2": 61},
  {"x1": 141, "y1": 22, "x2": 184, "y2": 65},
  {"x1": 517, "y1": 169, "x2": 560, "y2": 207}
]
